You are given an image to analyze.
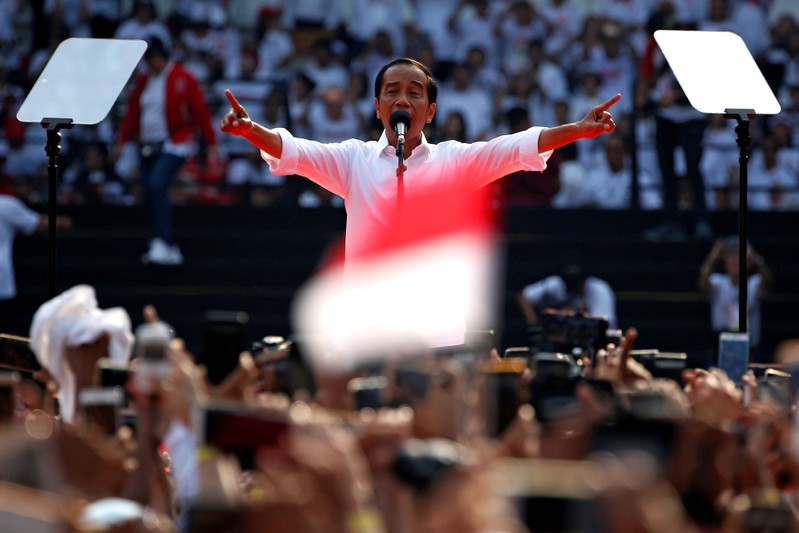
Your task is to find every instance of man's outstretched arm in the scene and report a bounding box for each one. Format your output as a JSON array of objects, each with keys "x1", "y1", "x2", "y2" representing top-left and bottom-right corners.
[
  {"x1": 538, "y1": 93, "x2": 621, "y2": 153},
  {"x1": 219, "y1": 89, "x2": 283, "y2": 159}
]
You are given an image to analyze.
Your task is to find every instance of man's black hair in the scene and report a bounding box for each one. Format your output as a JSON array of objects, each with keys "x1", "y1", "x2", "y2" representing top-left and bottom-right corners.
[
  {"x1": 143, "y1": 36, "x2": 170, "y2": 59},
  {"x1": 374, "y1": 58, "x2": 438, "y2": 104}
]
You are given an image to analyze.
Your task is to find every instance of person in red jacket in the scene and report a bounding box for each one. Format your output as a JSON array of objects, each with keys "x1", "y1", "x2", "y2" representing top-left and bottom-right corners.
[{"x1": 114, "y1": 36, "x2": 219, "y2": 265}]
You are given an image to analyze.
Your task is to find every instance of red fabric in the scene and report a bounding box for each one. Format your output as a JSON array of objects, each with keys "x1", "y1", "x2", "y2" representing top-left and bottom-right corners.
[
  {"x1": 353, "y1": 174, "x2": 496, "y2": 263},
  {"x1": 117, "y1": 62, "x2": 217, "y2": 147}
]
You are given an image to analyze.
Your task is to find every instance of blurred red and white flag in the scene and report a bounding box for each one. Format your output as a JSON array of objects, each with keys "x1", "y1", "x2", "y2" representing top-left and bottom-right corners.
[{"x1": 291, "y1": 178, "x2": 500, "y2": 372}]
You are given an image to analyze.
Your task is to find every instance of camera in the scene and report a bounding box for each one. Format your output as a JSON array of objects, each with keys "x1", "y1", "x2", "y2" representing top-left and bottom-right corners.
[
  {"x1": 528, "y1": 352, "x2": 583, "y2": 423},
  {"x1": 533, "y1": 309, "x2": 609, "y2": 360},
  {"x1": 630, "y1": 350, "x2": 687, "y2": 385},
  {"x1": 477, "y1": 358, "x2": 527, "y2": 436},
  {"x1": 528, "y1": 352, "x2": 615, "y2": 424},
  {"x1": 348, "y1": 375, "x2": 390, "y2": 410},
  {"x1": 392, "y1": 438, "x2": 465, "y2": 494}
]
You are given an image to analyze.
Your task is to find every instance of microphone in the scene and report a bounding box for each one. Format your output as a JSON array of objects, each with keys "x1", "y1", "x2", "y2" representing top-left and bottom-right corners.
[{"x1": 389, "y1": 110, "x2": 411, "y2": 158}]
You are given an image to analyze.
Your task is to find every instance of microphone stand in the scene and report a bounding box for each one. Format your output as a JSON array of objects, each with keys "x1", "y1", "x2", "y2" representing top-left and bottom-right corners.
[{"x1": 396, "y1": 134, "x2": 405, "y2": 212}]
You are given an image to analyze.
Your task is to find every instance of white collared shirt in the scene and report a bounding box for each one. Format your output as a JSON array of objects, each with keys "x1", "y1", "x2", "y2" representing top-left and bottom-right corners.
[{"x1": 262, "y1": 127, "x2": 551, "y2": 263}]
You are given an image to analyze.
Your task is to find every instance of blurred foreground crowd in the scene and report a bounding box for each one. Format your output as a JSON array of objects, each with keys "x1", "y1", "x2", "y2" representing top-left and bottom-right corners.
[
  {"x1": 3, "y1": 284, "x2": 799, "y2": 532},
  {"x1": 1, "y1": 0, "x2": 799, "y2": 212}
]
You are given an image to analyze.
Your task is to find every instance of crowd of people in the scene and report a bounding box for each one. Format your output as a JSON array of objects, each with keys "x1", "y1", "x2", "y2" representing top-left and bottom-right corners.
[
  {"x1": 1, "y1": 284, "x2": 799, "y2": 532},
  {"x1": 1, "y1": 0, "x2": 799, "y2": 222}
]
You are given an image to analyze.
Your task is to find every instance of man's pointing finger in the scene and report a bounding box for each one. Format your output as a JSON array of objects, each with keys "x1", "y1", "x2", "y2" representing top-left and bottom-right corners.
[
  {"x1": 225, "y1": 89, "x2": 244, "y2": 113},
  {"x1": 597, "y1": 93, "x2": 622, "y2": 113}
]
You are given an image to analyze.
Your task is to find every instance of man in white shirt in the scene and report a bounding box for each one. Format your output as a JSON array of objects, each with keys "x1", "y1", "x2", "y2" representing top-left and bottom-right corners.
[
  {"x1": 517, "y1": 259, "x2": 618, "y2": 330},
  {"x1": 0, "y1": 194, "x2": 71, "y2": 334},
  {"x1": 220, "y1": 57, "x2": 621, "y2": 265}
]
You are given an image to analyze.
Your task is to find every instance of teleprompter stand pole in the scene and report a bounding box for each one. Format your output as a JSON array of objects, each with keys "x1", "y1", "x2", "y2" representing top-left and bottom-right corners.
[
  {"x1": 42, "y1": 118, "x2": 73, "y2": 298},
  {"x1": 723, "y1": 108, "x2": 754, "y2": 334}
]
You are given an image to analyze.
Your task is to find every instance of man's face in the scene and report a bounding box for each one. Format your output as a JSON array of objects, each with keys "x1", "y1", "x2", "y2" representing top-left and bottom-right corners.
[{"x1": 374, "y1": 64, "x2": 436, "y2": 144}]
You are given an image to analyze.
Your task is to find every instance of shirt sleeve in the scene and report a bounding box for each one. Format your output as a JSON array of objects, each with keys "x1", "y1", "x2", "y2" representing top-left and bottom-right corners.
[
  {"x1": 450, "y1": 126, "x2": 553, "y2": 190},
  {"x1": 522, "y1": 275, "x2": 563, "y2": 304},
  {"x1": 260, "y1": 128, "x2": 351, "y2": 197},
  {"x1": 0, "y1": 197, "x2": 40, "y2": 236},
  {"x1": 585, "y1": 278, "x2": 617, "y2": 329}
]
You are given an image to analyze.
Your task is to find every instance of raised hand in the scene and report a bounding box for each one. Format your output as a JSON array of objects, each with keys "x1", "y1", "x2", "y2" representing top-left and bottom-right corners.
[
  {"x1": 579, "y1": 93, "x2": 621, "y2": 139},
  {"x1": 220, "y1": 89, "x2": 253, "y2": 136}
]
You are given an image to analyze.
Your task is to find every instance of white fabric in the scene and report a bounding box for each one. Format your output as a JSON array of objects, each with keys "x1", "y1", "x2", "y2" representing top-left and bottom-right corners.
[
  {"x1": 522, "y1": 275, "x2": 618, "y2": 329},
  {"x1": 0, "y1": 195, "x2": 40, "y2": 299},
  {"x1": 708, "y1": 273, "x2": 763, "y2": 347},
  {"x1": 29, "y1": 285, "x2": 134, "y2": 423},
  {"x1": 261, "y1": 126, "x2": 551, "y2": 264},
  {"x1": 435, "y1": 85, "x2": 494, "y2": 141},
  {"x1": 747, "y1": 149, "x2": 797, "y2": 211},
  {"x1": 140, "y1": 66, "x2": 170, "y2": 144},
  {"x1": 581, "y1": 164, "x2": 662, "y2": 210}
]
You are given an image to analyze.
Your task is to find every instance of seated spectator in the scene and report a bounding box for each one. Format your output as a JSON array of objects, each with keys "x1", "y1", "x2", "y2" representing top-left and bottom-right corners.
[
  {"x1": 177, "y1": 5, "x2": 229, "y2": 84},
  {"x1": 447, "y1": 0, "x2": 499, "y2": 68},
  {"x1": 306, "y1": 86, "x2": 364, "y2": 143},
  {"x1": 64, "y1": 142, "x2": 131, "y2": 205},
  {"x1": 114, "y1": 0, "x2": 172, "y2": 50},
  {"x1": 301, "y1": 38, "x2": 349, "y2": 92},
  {"x1": 747, "y1": 136, "x2": 797, "y2": 211},
  {"x1": 493, "y1": 0, "x2": 547, "y2": 76},
  {"x1": 580, "y1": 134, "x2": 661, "y2": 209},
  {"x1": 253, "y1": 6, "x2": 294, "y2": 82},
  {"x1": 435, "y1": 63, "x2": 494, "y2": 141}
]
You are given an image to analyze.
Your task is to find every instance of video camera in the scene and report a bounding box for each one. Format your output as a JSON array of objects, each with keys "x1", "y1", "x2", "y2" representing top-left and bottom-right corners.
[{"x1": 531, "y1": 309, "x2": 609, "y2": 361}]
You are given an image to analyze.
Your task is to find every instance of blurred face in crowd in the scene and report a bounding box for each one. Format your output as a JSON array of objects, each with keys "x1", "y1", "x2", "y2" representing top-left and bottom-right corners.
[
  {"x1": 604, "y1": 136, "x2": 626, "y2": 172},
  {"x1": 323, "y1": 88, "x2": 346, "y2": 120}
]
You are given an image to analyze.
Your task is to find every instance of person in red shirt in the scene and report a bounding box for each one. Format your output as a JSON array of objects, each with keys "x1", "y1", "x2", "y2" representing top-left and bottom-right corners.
[{"x1": 114, "y1": 36, "x2": 219, "y2": 265}]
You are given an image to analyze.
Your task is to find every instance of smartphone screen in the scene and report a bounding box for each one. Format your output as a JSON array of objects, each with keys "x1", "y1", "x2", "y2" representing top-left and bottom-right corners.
[
  {"x1": 348, "y1": 376, "x2": 389, "y2": 410},
  {"x1": 757, "y1": 369, "x2": 792, "y2": 414},
  {"x1": 78, "y1": 386, "x2": 126, "y2": 436},
  {"x1": 479, "y1": 359, "x2": 526, "y2": 437},
  {"x1": 718, "y1": 332, "x2": 750, "y2": 386},
  {"x1": 201, "y1": 311, "x2": 249, "y2": 385},
  {"x1": 95, "y1": 358, "x2": 133, "y2": 390},
  {"x1": 490, "y1": 459, "x2": 607, "y2": 533},
  {"x1": 0, "y1": 334, "x2": 42, "y2": 373}
]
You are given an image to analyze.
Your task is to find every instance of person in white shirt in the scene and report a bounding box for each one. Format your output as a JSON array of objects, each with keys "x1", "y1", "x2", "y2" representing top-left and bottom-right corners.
[
  {"x1": 698, "y1": 236, "x2": 773, "y2": 354},
  {"x1": 580, "y1": 135, "x2": 661, "y2": 210},
  {"x1": 0, "y1": 194, "x2": 71, "y2": 334},
  {"x1": 747, "y1": 135, "x2": 797, "y2": 211},
  {"x1": 517, "y1": 258, "x2": 618, "y2": 329},
  {"x1": 435, "y1": 63, "x2": 494, "y2": 142},
  {"x1": 220, "y1": 57, "x2": 620, "y2": 265},
  {"x1": 114, "y1": 0, "x2": 172, "y2": 50}
]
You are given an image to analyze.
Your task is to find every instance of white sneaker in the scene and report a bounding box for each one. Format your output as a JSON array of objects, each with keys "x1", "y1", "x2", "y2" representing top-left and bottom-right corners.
[
  {"x1": 168, "y1": 243, "x2": 184, "y2": 265},
  {"x1": 142, "y1": 238, "x2": 183, "y2": 266}
]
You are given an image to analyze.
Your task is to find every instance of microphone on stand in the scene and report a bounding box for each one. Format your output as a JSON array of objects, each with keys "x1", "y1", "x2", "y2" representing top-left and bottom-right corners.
[
  {"x1": 389, "y1": 110, "x2": 411, "y2": 209},
  {"x1": 390, "y1": 110, "x2": 411, "y2": 164}
]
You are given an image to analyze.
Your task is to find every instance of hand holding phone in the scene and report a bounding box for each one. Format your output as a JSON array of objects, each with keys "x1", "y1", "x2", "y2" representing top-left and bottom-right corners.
[
  {"x1": 133, "y1": 325, "x2": 172, "y2": 396},
  {"x1": 718, "y1": 332, "x2": 750, "y2": 386},
  {"x1": 0, "y1": 334, "x2": 41, "y2": 373},
  {"x1": 478, "y1": 358, "x2": 527, "y2": 436}
]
